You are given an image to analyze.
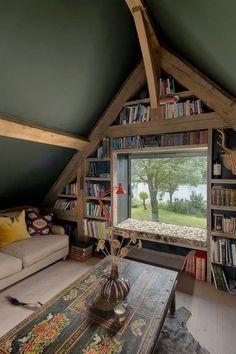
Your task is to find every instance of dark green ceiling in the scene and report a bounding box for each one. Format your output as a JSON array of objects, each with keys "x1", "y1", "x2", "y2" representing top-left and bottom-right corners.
[
  {"x1": 147, "y1": 0, "x2": 236, "y2": 97},
  {"x1": 1, "y1": 0, "x2": 236, "y2": 208}
]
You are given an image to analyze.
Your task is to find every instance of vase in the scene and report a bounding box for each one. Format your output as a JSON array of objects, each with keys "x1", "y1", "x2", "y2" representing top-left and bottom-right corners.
[{"x1": 100, "y1": 263, "x2": 130, "y2": 303}]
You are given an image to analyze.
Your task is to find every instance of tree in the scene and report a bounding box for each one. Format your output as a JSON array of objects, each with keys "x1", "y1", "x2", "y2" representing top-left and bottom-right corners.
[
  {"x1": 132, "y1": 156, "x2": 207, "y2": 222},
  {"x1": 139, "y1": 191, "x2": 149, "y2": 210},
  {"x1": 132, "y1": 158, "x2": 172, "y2": 221}
]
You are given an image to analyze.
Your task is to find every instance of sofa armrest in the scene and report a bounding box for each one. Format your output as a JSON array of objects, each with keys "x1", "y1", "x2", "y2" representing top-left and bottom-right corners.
[{"x1": 51, "y1": 225, "x2": 65, "y2": 235}]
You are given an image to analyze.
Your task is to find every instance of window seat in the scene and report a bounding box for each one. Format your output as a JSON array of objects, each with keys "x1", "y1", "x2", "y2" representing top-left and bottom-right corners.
[{"x1": 114, "y1": 218, "x2": 207, "y2": 250}]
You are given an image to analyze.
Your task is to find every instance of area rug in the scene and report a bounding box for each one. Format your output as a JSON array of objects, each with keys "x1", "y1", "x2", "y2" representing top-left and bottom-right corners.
[{"x1": 157, "y1": 307, "x2": 210, "y2": 354}]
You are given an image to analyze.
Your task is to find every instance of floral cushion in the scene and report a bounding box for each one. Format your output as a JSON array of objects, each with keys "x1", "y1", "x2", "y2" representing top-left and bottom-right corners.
[{"x1": 26, "y1": 210, "x2": 53, "y2": 236}]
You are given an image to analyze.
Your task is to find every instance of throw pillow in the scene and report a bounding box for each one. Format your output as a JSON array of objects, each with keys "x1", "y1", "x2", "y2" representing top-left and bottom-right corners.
[
  {"x1": 0, "y1": 210, "x2": 31, "y2": 248},
  {"x1": 26, "y1": 210, "x2": 53, "y2": 236}
]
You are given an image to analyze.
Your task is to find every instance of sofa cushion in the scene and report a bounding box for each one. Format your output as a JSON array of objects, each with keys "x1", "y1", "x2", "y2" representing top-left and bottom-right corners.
[
  {"x1": 26, "y1": 210, "x2": 53, "y2": 236},
  {"x1": 1, "y1": 235, "x2": 69, "y2": 268},
  {"x1": 0, "y1": 210, "x2": 31, "y2": 248},
  {"x1": 0, "y1": 252, "x2": 22, "y2": 279}
]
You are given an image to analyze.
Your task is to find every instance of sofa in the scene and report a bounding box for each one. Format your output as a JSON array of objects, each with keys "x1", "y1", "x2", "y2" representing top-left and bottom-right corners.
[{"x1": 0, "y1": 207, "x2": 69, "y2": 291}]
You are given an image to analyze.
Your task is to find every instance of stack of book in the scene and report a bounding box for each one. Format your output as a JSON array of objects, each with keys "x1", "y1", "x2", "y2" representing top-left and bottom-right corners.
[
  {"x1": 53, "y1": 199, "x2": 77, "y2": 211},
  {"x1": 211, "y1": 237, "x2": 236, "y2": 266},
  {"x1": 83, "y1": 219, "x2": 109, "y2": 239},
  {"x1": 112, "y1": 130, "x2": 208, "y2": 150},
  {"x1": 85, "y1": 182, "x2": 108, "y2": 197},
  {"x1": 85, "y1": 202, "x2": 111, "y2": 217},
  {"x1": 88, "y1": 162, "x2": 110, "y2": 178},
  {"x1": 97, "y1": 137, "x2": 110, "y2": 158},
  {"x1": 119, "y1": 104, "x2": 150, "y2": 124},
  {"x1": 211, "y1": 264, "x2": 236, "y2": 294},
  {"x1": 160, "y1": 77, "x2": 175, "y2": 96},
  {"x1": 62, "y1": 182, "x2": 77, "y2": 195},
  {"x1": 160, "y1": 99, "x2": 203, "y2": 119},
  {"x1": 211, "y1": 187, "x2": 236, "y2": 206},
  {"x1": 182, "y1": 250, "x2": 206, "y2": 281}
]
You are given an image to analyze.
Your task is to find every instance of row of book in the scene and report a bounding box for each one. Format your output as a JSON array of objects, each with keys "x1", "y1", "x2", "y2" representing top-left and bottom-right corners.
[
  {"x1": 211, "y1": 264, "x2": 236, "y2": 294},
  {"x1": 211, "y1": 187, "x2": 236, "y2": 206},
  {"x1": 182, "y1": 250, "x2": 206, "y2": 281},
  {"x1": 88, "y1": 162, "x2": 110, "y2": 178},
  {"x1": 62, "y1": 182, "x2": 77, "y2": 195},
  {"x1": 112, "y1": 130, "x2": 208, "y2": 150},
  {"x1": 160, "y1": 99, "x2": 203, "y2": 120},
  {"x1": 53, "y1": 199, "x2": 77, "y2": 211},
  {"x1": 118, "y1": 104, "x2": 151, "y2": 125},
  {"x1": 160, "y1": 77, "x2": 175, "y2": 96},
  {"x1": 211, "y1": 237, "x2": 236, "y2": 266},
  {"x1": 85, "y1": 202, "x2": 111, "y2": 217},
  {"x1": 83, "y1": 219, "x2": 109, "y2": 239},
  {"x1": 85, "y1": 182, "x2": 108, "y2": 197},
  {"x1": 97, "y1": 137, "x2": 110, "y2": 158}
]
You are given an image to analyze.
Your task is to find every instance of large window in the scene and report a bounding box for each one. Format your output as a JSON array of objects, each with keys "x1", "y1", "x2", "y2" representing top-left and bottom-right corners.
[{"x1": 130, "y1": 152, "x2": 207, "y2": 229}]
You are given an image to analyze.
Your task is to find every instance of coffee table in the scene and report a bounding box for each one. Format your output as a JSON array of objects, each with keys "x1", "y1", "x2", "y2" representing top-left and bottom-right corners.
[{"x1": 0, "y1": 258, "x2": 177, "y2": 354}]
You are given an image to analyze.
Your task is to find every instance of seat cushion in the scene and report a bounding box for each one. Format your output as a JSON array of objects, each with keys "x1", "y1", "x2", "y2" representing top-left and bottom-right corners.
[
  {"x1": 0, "y1": 252, "x2": 22, "y2": 279},
  {"x1": 1, "y1": 235, "x2": 69, "y2": 268},
  {"x1": 0, "y1": 210, "x2": 31, "y2": 248}
]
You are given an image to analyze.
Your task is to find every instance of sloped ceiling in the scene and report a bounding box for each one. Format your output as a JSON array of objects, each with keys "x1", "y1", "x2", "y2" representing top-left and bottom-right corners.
[
  {"x1": 0, "y1": 0, "x2": 140, "y2": 208},
  {"x1": 1, "y1": 0, "x2": 236, "y2": 208}
]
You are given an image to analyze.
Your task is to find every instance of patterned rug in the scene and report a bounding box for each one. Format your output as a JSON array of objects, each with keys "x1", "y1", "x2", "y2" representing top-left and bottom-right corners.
[{"x1": 157, "y1": 307, "x2": 210, "y2": 354}]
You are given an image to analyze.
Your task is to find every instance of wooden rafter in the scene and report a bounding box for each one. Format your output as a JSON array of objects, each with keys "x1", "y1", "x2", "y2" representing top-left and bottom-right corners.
[
  {"x1": 43, "y1": 61, "x2": 146, "y2": 205},
  {"x1": 125, "y1": 0, "x2": 160, "y2": 120},
  {"x1": 0, "y1": 114, "x2": 89, "y2": 150}
]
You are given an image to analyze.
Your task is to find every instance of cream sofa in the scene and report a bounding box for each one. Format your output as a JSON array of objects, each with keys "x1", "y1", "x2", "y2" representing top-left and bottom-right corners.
[{"x1": 0, "y1": 207, "x2": 69, "y2": 291}]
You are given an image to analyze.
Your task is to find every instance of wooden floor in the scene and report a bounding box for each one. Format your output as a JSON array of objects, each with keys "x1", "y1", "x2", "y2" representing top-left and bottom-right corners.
[{"x1": 0, "y1": 258, "x2": 236, "y2": 354}]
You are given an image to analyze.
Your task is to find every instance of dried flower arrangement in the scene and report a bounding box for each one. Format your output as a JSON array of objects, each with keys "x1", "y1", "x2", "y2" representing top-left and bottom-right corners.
[{"x1": 96, "y1": 227, "x2": 142, "y2": 265}]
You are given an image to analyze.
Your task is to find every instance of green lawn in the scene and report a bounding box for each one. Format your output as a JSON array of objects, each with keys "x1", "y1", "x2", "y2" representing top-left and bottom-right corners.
[{"x1": 131, "y1": 205, "x2": 206, "y2": 228}]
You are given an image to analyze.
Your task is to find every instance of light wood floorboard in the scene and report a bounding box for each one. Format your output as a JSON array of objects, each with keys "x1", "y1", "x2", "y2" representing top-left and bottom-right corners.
[{"x1": 0, "y1": 259, "x2": 236, "y2": 354}]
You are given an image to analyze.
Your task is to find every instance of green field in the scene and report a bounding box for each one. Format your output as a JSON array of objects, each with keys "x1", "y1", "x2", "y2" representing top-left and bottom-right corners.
[{"x1": 131, "y1": 205, "x2": 206, "y2": 228}]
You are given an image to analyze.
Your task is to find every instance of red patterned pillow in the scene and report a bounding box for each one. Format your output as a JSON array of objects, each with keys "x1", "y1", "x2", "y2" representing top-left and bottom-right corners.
[{"x1": 26, "y1": 210, "x2": 53, "y2": 236}]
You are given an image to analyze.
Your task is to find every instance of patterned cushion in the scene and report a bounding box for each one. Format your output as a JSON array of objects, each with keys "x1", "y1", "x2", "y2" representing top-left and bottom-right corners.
[{"x1": 26, "y1": 210, "x2": 53, "y2": 236}]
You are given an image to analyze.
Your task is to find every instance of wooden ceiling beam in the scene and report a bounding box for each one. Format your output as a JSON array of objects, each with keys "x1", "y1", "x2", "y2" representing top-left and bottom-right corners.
[
  {"x1": 0, "y1": 114, "x2": 89, "y2": 150},
  {"x1": 125, "y1": 0, "x2": 160, "y2": 120},
  {"x1": 43, "y1": 61, "x2": 146, "y2": 205}
]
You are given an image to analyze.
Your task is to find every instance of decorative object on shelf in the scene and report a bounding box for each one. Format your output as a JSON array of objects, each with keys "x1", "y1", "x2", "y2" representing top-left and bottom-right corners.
[
  {"x1": 97, "y1": 228, "x2": 142, "y2": 304},
  {"x1": 217, "y1": 129, "x2": 236, "y2": 175},
  {"x1": 213, "y1": 152, "x2": 222, "y2": 178},
  {"x1": 97, "y1": 183, "x2": 126, "y2": 222}
]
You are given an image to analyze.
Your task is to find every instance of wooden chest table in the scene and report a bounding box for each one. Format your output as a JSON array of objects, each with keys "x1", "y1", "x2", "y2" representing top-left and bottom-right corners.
[{"x1": 0, "y1": 258, "x2": 177, "y2": 354}]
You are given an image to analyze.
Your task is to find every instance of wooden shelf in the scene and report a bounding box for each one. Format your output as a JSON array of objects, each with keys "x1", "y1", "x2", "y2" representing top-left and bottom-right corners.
[
  {"x1": 85, "y1": 177, "x2": 111, "y2": 181},
  {"x1": 58, "y1": 194, "x2": 77, "y2": 199},
  {"x1": 211, "y1": 179, "x2": 236, "y2": 184},
  {"x1": 107, "y1": 112, "x2": 226, "y2": 138},
  {"x1": 112, "y1": 144, "x2": 208, "y2": 155},
  {"x1": 211, "y1": 205, "x2": 236, "y2": 211},
  {"x1": 211, "y1": 260, "x2": 236, "y2": 268},
  {"x1": 85, "y1": 196, "x2": 111, "y2": 201},
  {"x1": 87, "y1": 157, "x2": 111, "y2": 161},
  {"x1": 84, "y1": 215, "x2": 107, "y2": 220},
  {"x1": 211, "y1": 231, "x2": 236, "y2": 239}
]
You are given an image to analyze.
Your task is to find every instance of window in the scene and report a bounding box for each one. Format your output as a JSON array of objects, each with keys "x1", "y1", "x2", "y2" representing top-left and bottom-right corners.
[{"x1": 130, "y1": 151, "x2": 207, "y2": 229}]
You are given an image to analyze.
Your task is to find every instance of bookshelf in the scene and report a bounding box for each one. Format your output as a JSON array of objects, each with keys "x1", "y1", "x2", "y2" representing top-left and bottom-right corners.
[
  {"x1": 113, "y1": 75, "x2": 212, "y2": 126},
  {"x1": 209, "y1": 129, "x2": 236, "y2": 290},
  {"x1": 52, "y1": 179, "x2": 78, "y2": 222},
  {"x1": 83, "y1": 137, "x2": 111, "y2": 242}
]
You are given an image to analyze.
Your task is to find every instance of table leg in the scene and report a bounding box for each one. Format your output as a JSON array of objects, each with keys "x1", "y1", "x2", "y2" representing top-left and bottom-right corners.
[{"x1": 169, "y1": 291, "x2": 176, "y2": 317}]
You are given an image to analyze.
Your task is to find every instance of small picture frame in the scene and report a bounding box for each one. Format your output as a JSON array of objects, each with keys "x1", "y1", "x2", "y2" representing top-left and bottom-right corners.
[{"x1": 213, "y1": 213, "x2": 223, "y2": 231}]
